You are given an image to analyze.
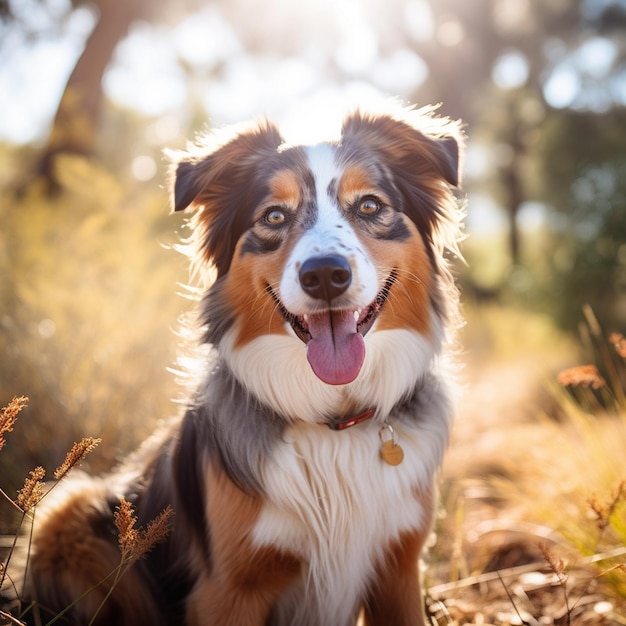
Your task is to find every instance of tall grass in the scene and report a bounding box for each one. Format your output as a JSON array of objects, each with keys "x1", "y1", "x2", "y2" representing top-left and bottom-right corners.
[
  {"x1": 540, "y1": 308, "x2": 626, "y2": 597},
  {"x1": 1, "y1": 153, "x2": 188, "y2": 493},
  {"x1": 431, "y1": 304, "x2": 626, "y2": 622}
]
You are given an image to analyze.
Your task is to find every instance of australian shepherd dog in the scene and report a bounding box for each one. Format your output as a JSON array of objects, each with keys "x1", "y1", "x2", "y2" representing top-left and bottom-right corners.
[{"x1": 23, "y1": 105, "x2": 464, "y2": 626}]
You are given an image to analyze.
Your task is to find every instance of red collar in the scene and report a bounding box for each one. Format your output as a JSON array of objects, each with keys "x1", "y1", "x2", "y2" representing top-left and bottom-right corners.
[{"x1": 327, "y1": 407, "x2": 376, "y2": 431}]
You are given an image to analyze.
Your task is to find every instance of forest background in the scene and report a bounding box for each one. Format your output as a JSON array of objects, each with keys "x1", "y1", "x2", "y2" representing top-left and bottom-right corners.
[{"x1": 1, "y1": 0, "x2": 626, "y2": 623}]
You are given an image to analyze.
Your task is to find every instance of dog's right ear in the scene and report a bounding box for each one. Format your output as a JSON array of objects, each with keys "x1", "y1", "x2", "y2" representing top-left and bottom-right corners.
[
  {"x1": 173, "y1": 159, "x2": 205, "y2": 213},
  {"x1": 168, "y1": 121, "x2": 285, "y2": 276},
  {"x1": 169, "y1": 120, "x2": 284, "y2": 214}
]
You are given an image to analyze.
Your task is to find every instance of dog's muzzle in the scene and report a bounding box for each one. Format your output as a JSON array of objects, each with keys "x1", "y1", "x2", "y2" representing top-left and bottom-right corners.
[{"x1": 267, "y1": 261, "x2": 397, "y2": 386}]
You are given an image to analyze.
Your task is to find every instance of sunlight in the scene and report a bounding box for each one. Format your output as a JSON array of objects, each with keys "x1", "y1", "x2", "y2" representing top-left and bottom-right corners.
[
  {"x1": 189, "y1": 0, "x2": 416, "y2": 143},
  {"x1": 403, "y1": 0, "x2": 435, "y2": 42},
  {"x1": 277, "y1": 83, "x2": 391, "y2": 145},
  {"x1": 492, "y1": 50, "x2": 530, "y2": 89},
  {"x1": 543, "y1": 65, "x2": 581, "y2": 109},
  {"x1": 0, "y1": 0, "x2": 435, "y2": 144},
  {"x1": 1, "y1": 0, "x2": 623, "y2": 149},
  {"x1": 542, "y1": 34, "x2": 619, "y2": 110},
  {"x1": 0, "y1": 4, "x2": 95, "y2": 143},
  {"x1": 436, "y1": 18, "x2": 464, "y2": 47},
  {"x1": 104, "y1": 25, "x2": 187, "y2": 116},
  {"x1": 0, "y1": 40, "x2": 74, "y2": 143},
  {"x1": 332, "y1": 0, "x2": 379, "y2": 74},
  {"x1": 173, "y1": 6, "x2": 241, "y2": 68},
  {"x1": 493, "y1": 0, "x2": 532, "y2": 35},
  {"x1": 371, "y1": 48, "x2": 429, "y2": 94},
  {"x1": 131, "y1": 155, "x2": 157, "y2": 182},
  {"x1": 578, "y1": 37, "x2": 617, "y2": 78}
]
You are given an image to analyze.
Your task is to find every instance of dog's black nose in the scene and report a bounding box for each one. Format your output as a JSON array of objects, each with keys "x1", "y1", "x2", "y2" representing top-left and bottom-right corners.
[{"x1": 299, "y1": 255, "x2": 352, "y2": 302}]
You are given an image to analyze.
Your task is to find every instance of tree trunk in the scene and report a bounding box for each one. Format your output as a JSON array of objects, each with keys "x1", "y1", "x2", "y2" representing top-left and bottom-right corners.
[
  {"x1": 37, "y1": 0, "x2": 150, "y2": 187},
  {"x1": 502, "y1": 124, "x2": 525, "y2": 266}
]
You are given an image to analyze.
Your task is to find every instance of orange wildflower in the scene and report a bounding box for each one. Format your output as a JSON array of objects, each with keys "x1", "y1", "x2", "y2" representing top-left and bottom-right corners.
[{"x1": 557, "y1": 365, "x2": 606, "y2": 390}]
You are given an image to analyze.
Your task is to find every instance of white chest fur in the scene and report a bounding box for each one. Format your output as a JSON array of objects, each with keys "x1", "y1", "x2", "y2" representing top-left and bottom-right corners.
[
  {"x1": 252, "y1": 410, "x2": 450, "y2": 625},
  {"x1": 224, "y1": 324, "x2": 442, "y2": 425}
]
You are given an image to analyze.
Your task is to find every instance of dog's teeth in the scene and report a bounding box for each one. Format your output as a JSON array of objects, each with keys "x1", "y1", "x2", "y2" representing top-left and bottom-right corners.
[{"x1": 354, "y1": 310, "x2": 360, "y2": 321}]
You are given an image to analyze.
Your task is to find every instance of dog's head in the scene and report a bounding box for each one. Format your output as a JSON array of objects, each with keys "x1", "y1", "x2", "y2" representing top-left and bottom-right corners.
[{"x1": 171, "y1": 107, "x2": 464, "y2": 394}]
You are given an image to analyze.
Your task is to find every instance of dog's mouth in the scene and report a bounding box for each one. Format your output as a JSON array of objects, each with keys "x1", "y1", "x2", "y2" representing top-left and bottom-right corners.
[{"x1": 267, "y1": 270, "x2": 397, "y2": 386}]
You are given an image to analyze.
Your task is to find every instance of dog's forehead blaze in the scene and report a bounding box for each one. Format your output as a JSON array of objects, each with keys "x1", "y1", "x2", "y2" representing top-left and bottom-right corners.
[
  {"x1": 360, "y1": 222, "x2": 433, "y2": 336},
  {"x1": 268, "y1": 168, "x2": 302, "y2": 206}
]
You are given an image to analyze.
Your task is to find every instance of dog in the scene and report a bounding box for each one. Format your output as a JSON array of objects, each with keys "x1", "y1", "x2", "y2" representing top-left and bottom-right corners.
[{"x1": 23, "y1": 105, "x2": 464, "y2": 626}]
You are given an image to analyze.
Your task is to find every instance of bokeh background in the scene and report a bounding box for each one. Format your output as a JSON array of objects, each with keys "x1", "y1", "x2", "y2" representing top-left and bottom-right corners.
[{"x1": 2, "y1": 0, "x2": 626, "y2": 621}]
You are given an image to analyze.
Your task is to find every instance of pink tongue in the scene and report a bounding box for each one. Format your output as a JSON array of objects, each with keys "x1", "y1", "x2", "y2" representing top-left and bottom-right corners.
[{"x1": 306, "y1": 310, "x2": 365, "y2": 385}]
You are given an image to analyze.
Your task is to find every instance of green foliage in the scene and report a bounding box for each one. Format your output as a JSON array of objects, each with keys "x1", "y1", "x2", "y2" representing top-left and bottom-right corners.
[
  {"x1": 0, "y1": 148, "x2": 188, "y2": 492},
  {"x1": 532, "y1": 109, "x2": 626, "y2": 330},
  {"x1": 462, "y1": 107, "x2": 626, "y2": 333}
]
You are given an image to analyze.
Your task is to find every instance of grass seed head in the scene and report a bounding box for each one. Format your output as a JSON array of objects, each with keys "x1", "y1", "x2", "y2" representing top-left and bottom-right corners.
[
  {"x1": 609, "y1": 333, "x2": 626, "y2": 359},
  {"x1": 0, "y1": 396, "x2": 28, "y2": 452},
  {"x1": 588, "y1": 481, "x2": 626, "y2": 532},
  {"x1": 16, "y1": 466, "x2": 46, "y2": 511},
  {"x1": 53, "y1": 437, "x2": 102, "y2": 480},
  {"x1": 539, "y1": 542, "x2": 567, "y2": 581},
  {"x1": 114, "y1": 496, "x2": 173, "y2": 563}
]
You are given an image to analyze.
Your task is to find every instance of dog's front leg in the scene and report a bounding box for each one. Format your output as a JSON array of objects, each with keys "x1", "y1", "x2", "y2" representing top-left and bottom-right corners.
[
  {"x1": 364, "y1": 482, "x2": 437, "y2": 626},
  {"x1": 185, "y1": 547, "x2": 300, "y2": 626},
  {"x1": 362, "y1": 529, "x2": 428, "y2": 626},
  {"x1": 185, "y1": 465, "x2": 300, "y2": 626}
]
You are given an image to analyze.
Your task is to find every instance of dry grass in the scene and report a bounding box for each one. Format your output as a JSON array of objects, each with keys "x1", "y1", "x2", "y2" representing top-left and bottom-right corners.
[
  {"x1": 0, "y1": 157, "x2": 187, "y2": 492},
  {"x1": 428, "y1": 304, "x2": 626, "y2": 624}
]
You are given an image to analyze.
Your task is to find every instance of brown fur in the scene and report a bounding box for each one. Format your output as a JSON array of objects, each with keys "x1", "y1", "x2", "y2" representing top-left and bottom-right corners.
[{"x1": 185, "y1": 464, "x2": 300, "y2": 625}]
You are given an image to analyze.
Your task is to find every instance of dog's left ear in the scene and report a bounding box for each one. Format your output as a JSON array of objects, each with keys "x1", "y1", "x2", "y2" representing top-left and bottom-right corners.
[
  {"x1": 341, "y1": 107, "x2": 464, "y2": 259},
  {"x1": 341, "y1": 107, "x2": 463, "y2": 188}
]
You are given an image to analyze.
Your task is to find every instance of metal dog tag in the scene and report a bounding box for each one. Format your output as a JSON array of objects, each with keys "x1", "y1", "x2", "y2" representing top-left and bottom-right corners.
[
  {"x1": 379, "y1": 422, "x2": 404, "y2": 466},
  {"x1": 380, "y1": 439, "x2": 404, "y2": 466}
]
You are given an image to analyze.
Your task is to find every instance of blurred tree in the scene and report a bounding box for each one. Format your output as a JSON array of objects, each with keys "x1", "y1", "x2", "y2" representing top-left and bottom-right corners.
[
  {"x1": 400, "y1": 0, "x2": 625, "y2": 268},
  {"x1": 410, "y1": 0, "x2": 533, "y2": 263},
  {"x1": 537, "y1": 108, "x2": 626, "y2": 328},
  {"x1": 37, "y1": 0, "x2": 156, "y2": 185},
  {"x1": 0, "y1": 0, "x2": 173, "y2": 188}
]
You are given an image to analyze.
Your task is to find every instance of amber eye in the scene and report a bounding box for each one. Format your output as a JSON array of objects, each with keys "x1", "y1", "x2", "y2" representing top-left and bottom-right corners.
[
  {"x1": 358, "y1": 196, "x2": 382, "y2": 216},
  {"x1": 264, "y1": 208, "x2": 287, "y2": 226}
]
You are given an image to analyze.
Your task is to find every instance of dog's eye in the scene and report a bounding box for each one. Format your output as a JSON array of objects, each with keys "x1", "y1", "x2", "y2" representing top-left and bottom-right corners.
[
  {"x1": 264, "y1": 208, "x2": 287, "y2": 226},
  {"x1": 357, "y1": 197, "x2": 382, "y2": 216}
]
